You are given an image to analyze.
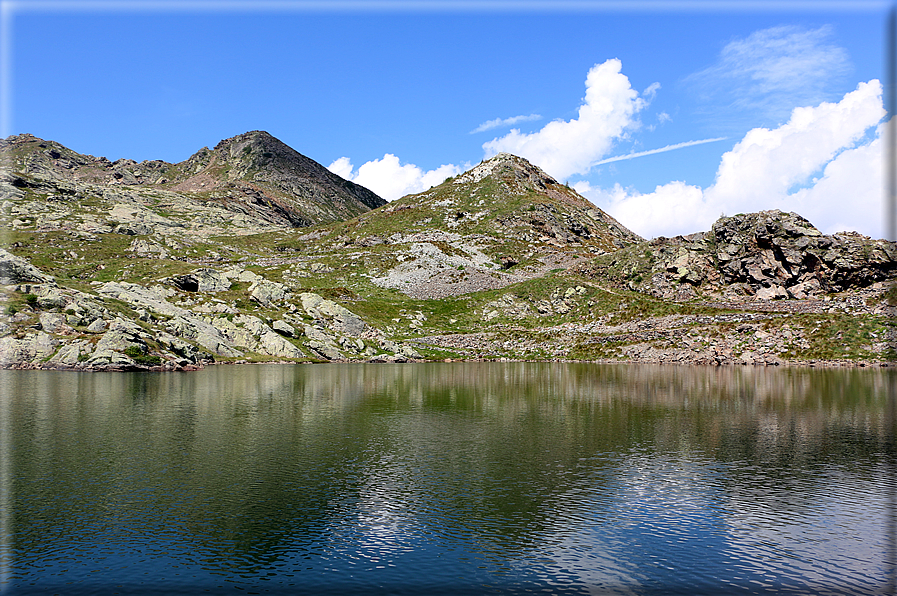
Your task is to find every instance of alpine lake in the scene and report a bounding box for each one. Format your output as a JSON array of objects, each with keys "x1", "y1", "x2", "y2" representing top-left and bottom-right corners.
[{"x1": 1, "y1": 362, "x2": 893, "y2": 595}]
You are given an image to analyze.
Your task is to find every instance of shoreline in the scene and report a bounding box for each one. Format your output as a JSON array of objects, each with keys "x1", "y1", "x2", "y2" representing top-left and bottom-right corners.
[{"x1": 2, "y1": 354, "x2": 890, "y2": 373}]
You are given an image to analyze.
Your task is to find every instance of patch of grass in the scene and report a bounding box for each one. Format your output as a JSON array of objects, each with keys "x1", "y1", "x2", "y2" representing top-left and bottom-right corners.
[
  {"x1": 123, "y1": 345, "x2": 162, "y2": 366},
  {"x1": 605, "y1": 294, "x2": 720, "y2": 326},
  {"x1": 318, "y1": 287, "x2": 359, "y2": 301},
  {"x1": 781, "y1": 314, "x2": 888, "y2": 361},
  {"x1": 567, "y1": 338, "x2": 629, "y2": 361}
]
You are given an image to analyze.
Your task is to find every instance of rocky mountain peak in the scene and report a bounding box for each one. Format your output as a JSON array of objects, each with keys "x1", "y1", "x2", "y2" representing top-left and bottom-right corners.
[{"x1": 453, "y1": 152, "x2": 557, "y2": 188}]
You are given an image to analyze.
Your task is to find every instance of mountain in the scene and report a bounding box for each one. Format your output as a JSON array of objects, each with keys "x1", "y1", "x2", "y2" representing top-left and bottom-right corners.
[
  {"x1": 1, "y1": 131, "x2": 385, "y2": 227},
  {"x1": 314, "y1": 152, "x2": 643, "y2": 299},
  {"x1": 0, "y1": 133, "x2": 894, "y2": 370}
]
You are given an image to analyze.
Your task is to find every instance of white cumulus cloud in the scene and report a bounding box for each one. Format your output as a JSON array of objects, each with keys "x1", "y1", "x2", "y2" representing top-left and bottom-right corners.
[
  {"x1": 482, "y1": 58, "x2": 646, "y2": 180},
  {"x1": 578, "y1": 80, "x2": 885, "y2": 239},
  {"x1": 327, "y1": 156, "x2": 354, "y2": 180},
  {"x1": 328, "y1": 154, "x2": 463, "y2": 202},
  {"x1": 707, "y1": 80, "x2": 883, "y2": 212}
]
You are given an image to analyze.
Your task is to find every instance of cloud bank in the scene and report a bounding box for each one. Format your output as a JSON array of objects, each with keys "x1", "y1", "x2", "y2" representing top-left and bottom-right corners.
[
  {"x1": 331, "y1": 58, "x2": 652, "y2": 200},
  {"x1": 578, "y1": 80, "x2": 885, "y2": 240}
]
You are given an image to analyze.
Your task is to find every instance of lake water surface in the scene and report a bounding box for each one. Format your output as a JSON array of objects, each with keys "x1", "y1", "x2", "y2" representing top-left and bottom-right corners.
[{"x1": 0, "y1": 363, "x2": 893, "y2": 595}]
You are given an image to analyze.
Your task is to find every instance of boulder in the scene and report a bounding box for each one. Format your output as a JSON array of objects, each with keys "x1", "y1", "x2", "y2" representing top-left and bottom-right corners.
[
  {"x1": 98, "y1": 281, "x2": 240, "y2": 357},
  {"x1": 86, "y1": 319, "x2": 108, "y2": 333},
  {"x1": 257, "y1": 330, "x2": 304, "y2": 359},
  {"x1": 298, "y1": 292, "x2": 368, "y2": 337},
  {"x1": 273, "y1": 319, "x2": 296, "y2": 337},
  {"x1": 94, "y1": 317, "x2": 148, "y2": 353},
  {"x1": 0, "y1": 332, "x2": 60, "y2": 364},
  {"x1": 249, "y1": 279, "x2": 289, "y2": 306},
  {"x1": 0, "y1": 248, "x2": 55, "y2": 285},
  {"x1": 170, "y1": 268, "x2": 231, "y2": 292},
  {"x1": 48, "y1": 340, "x2": 90, "y2": 365},
  {"x1": 128, "y1": 238, "x2": 169, "y2": 259},
  {"x1": 754, "y1": 285, "x2": 788, "y2": 300},
  {"x1": 303, "y1": 324, "x2": 344, "y2": 360},
  {"x1": 85, "y1": 349, "x2": 135, "y2": 367}
]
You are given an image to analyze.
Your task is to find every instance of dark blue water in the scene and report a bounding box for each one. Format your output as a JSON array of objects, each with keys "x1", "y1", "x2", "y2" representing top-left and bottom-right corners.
[{"x1": 0, "y1": 363, "x2": 892, "y2": 595}]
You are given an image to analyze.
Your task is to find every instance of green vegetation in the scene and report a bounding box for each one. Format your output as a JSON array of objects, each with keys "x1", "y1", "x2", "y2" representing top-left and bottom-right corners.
[{"x1": 123, "y1": 346, "x2": 162, "y2": 366}]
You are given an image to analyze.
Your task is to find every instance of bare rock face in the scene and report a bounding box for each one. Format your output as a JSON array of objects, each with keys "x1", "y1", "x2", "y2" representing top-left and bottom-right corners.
[
  {"x1": 346, "y1": 152, "x2": 643, "y2": 299},
  {"x1": 167, "y1": 131, "x2": 386, "y2": 227},
  {"x1": 580, "y1": 210, "x2": 897, "y2": 300},
  {"x1": 709, "y1": 211, "x2": 897, "y2": 297}
]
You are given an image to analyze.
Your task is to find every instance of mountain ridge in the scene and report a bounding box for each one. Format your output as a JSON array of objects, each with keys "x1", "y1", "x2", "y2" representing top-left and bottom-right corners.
[
  {"x1": 1, "y1": 130, "x2": 386, "y2": 228},
  {"x1": 0, "y1": 131, "x2": 894, "y2": 370}
]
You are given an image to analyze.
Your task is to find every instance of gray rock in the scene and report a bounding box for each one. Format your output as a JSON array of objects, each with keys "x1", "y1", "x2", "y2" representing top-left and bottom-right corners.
[
  {"x1": 299, "y1": 292, "x2": 368, "y2": 336},
  {"x1": 113, "y1": 222, "x2": 153, "y2": 235},
  {"x1": 38, "y1": 312, "x2": 72, "y2": 334},
  {"x1": 170, "y1": 268, "x2": 231, "y2": 292},
  {"x1": 788, "y1": 278, "x2": 823, "y2": 300},
  {"x1": 36, "y1": 288, "x2": 69, "y2": 309},
  {"x1": 225, "y1": 268, "x2": 261, "y2": 283},
  {"x1": 256, "y1": 330, "x2": 304, "y2": 359},
  {"x1": 0, "y1": 332, "x2": 60, "y2": 364},
  {"x1": 754, "y1": 285, "x2": 788, "y2": 300},
  {"x1": 273, "y1": 319, "x2": 296, "y2": 337},
  {"x1": 94, "y1": 317, "x2": 147, "y2": 353},
  {"x1": 398, "y1": 344, "x2": 421, "y2": 359},
  {"x1": 49, "y1": 340, "x2": 90, "y2": 365},
  {"x1": 98, "y1": 281, "x2": 240, "y2": 357},
  {"x1": 0, "y1": 248, "x2": 55, "y2": 285},
  {"x1": 128, "y1": 238, "x2": 169, "y2": 259},
  {"x1": 620, "y1": 210, "x2": 897, "y2": 300},
  {"x1": 86, "y1": 349, "x2": 135, "y2": 367},
  {"x1": 250, "y1": 279, "x2": 289, "y2": 306},
  {"x1": 368, "y1": 353, "x2": 399, "y2": 363},
  {"x1": 165, "y1": 315, "x2": 242, "y2": 357},
  {"x1": 303, "y1": 325, "x2": 343, "y2": 360},
  {"x1": 86, "y1": 319, "x2": 108, "y2": 333}
]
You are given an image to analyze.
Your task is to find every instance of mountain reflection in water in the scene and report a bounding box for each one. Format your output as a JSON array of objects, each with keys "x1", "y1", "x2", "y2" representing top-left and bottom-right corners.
[{"x1": 1, "y1": 363, "x2": 892, "y2": 595}]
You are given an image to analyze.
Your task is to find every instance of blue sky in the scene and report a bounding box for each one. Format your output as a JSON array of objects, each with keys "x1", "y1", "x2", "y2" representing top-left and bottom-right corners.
[{"x1": 1, "y1": 1, "x2": 890, "y2": 238}]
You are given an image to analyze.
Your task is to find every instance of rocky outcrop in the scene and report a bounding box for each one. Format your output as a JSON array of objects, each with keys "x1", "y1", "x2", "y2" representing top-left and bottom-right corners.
[{"x1": 580, "y1": 211, "x2": 897, "y2": 301}]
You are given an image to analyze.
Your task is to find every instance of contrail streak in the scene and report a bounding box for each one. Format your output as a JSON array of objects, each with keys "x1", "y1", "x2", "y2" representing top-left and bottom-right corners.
[{"x1": 591, "y1": 137, "x2": 729, "y2": 166}]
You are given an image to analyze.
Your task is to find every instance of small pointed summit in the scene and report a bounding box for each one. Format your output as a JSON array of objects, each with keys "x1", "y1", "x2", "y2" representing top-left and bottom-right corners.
[{"x1": 452, "y1": 152, "x2": 560, "y2": 189}]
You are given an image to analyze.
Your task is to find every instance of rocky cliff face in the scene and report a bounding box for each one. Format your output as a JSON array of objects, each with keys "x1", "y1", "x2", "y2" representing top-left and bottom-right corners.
[{"x1": 578, "y1": 210, "x2": 897, "y2": 301}]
